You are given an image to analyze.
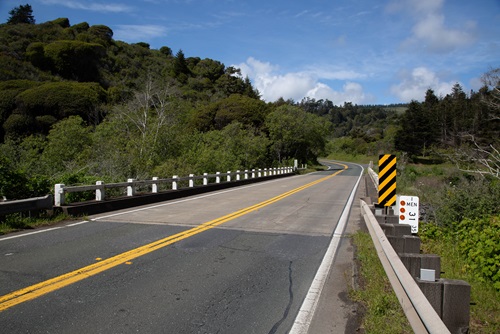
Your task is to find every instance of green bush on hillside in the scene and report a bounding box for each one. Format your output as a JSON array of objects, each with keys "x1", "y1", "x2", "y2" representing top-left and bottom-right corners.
[
  {"x1": 16, "y1": 81, "x2": 107, "y2": 119},
  {"x1": 457, "y1": 216, "x2": 500, "y2": 289}
]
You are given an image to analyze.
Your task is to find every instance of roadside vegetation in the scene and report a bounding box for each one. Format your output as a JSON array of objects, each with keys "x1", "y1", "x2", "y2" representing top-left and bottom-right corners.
[
  {"x1": 0, "y1": 212, "x2": 74, "y2": 235},
  {"x1": 350, "y1": 231, "x2": 413, "y2": 333},
  {"x1": 351, "y1": 161, "x2": 499, "y2": 333}
]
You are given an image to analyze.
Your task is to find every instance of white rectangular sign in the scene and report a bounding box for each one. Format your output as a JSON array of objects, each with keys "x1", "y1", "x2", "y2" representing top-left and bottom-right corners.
[{"x1": 397, "y1": 195, "x2": 419, "y2": 233}]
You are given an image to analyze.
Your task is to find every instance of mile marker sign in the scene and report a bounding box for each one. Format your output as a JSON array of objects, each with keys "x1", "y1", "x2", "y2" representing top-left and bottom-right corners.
[{"x1": 398, "y1": 195, "x2": 419, "y2": 233}]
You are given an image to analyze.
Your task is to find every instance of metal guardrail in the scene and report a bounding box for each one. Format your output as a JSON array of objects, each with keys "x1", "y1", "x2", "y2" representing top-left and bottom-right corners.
[
  {"x1": 363, "y1": 167, "x2": 451, "y2": 334},
  {"x1": 361, "y1": 200, "x2": 450, "y2": 333}
]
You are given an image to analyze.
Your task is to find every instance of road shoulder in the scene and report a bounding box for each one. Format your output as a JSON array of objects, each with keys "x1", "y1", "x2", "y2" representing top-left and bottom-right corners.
[{"x1": 307, "y1": 174, "x2": 368, "y2": 333}]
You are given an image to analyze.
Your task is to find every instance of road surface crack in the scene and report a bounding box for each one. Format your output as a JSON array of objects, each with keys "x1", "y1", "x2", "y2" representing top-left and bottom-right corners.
[{"x1": 268, "y1": 261, "x2": 294, "y2": 334}]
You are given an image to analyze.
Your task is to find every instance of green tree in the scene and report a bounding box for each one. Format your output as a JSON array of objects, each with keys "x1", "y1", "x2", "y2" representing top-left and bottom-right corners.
[
  {"x1": 395, "y1": 100, "x2": 438, "y2": 157},
  {"x1": 6, "y1": 4, "x2": 35, "y2": 25},
  {"x1": 173, "y1": 49, "x2": 190, "y2": 82},
  {"x1": 265, "y1": 105, "x2": 329, "y2": 164},
  {"x1": 41, "y1": 116, "x2": 92, "y2": 177},
  {"x1": 15, "y1": 81, "x2": 107, "y2": 123},
  {"x1": 0, "y1": 156, "x2": 30, "y2": 199},
  {"x1": 192, "y1": 94, "x2": 269, "y2": 131},
  {"x1": 42, "y1": 40, "x2": 105, "y2": 81}
]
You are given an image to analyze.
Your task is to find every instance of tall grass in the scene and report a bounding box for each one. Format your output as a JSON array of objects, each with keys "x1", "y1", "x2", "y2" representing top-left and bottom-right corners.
[{"x1": 350, "y1": 231, "x2": 412, "y2": 333}]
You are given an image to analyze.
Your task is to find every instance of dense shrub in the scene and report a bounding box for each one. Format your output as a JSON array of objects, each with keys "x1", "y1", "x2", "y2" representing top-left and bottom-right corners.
[
  {"x1": 43, "y1": 40, "x2": 105, "y2": 81},
  {"x1": 3, "y1": 113, "x2": 35, "y2": 139},
  {"x1": 457, "y1": 216, "x2": 500, "y2": 289},
  {"x1": 435, "y1": 176, "x2": 499, "y2": 227},
  {"x1": 16, "y1": 81, "x2": 107, "y2": 120},
  {"x1": 0, "y1": 156, "x2": 50, "y2": 199}
]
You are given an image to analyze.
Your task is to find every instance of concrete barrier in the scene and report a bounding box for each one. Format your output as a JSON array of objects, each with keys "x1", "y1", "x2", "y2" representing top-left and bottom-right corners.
[
  {"x1": 54, "y1": 167, "x2": 295, "y2": 207},
  {"x1": 0, "y1": 195, "x2": 53, "y2": 216},
  {"x1": 56, "y1": 171, "x2": 295, "y2": 216}
]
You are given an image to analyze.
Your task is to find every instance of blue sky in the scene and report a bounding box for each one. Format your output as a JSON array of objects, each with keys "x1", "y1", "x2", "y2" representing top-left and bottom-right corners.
[{"x1": 1, "y1": 0, "x2": 499, "y2": 105}]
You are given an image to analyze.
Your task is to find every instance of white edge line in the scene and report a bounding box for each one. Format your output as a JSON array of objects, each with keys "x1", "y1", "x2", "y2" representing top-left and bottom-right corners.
[
  {"x1": 289, "y1": 163, "x2": 364, "y2": 334},
  {"x1": 0, "y1": 226, "x2": 65, "y2": 241}
]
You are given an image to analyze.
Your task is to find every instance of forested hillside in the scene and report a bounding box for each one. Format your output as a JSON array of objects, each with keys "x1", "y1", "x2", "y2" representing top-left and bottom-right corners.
[
  {"x1": 0, "y1": 5, "x2": 498, "y2": 202},
  {"x1": 0, "y1": 6, "x2": 329, "y2": 199}
]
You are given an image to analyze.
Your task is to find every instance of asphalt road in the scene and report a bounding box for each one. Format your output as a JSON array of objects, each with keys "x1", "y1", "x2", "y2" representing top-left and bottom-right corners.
[{"x1": 0, "y1": 161, "x2": 363, "y2": 334}]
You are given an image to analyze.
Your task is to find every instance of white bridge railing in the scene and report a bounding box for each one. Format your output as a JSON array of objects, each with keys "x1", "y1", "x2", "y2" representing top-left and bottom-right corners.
[{"x1": 54, "y1": 167, "x2": 295, "y2": 206}]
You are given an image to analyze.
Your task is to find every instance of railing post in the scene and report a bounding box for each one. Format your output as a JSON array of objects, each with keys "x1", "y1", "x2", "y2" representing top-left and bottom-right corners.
[
  {"x1": 96, "y1": 181, "x2": 105, "y2": 201},
  {"x1": 172, "y1": 175, "x2": 178, "y2": 190},
  {"x1": 216, "y1": 172, "x2": 221, "y2": 183},
  {"x1": 236, "y1": 170, "x2": 241, "y2": 181},
  {"x1": 54, "y1": 184, "x2": 65, "y2": 206},
  {"x1": 189, "y1": 174, "x2": 194, "y2": 187},
  {"x1": 227, "y1": 171, "x2": 231, "y2": 182},
  {"x1": 252, "y1": 169, "x2": 256, "y2": 178},
  {"x1": 127, "y1": 179, "x2": 136, "y2": 196},
  {"x1": 264, "y1": 168, "x2": 267, "y2": 176},
  {"x1": 203, "y1": 173, "x2": 208, "y2": 185},
  {"x1": 152, "y1": 177, "x2": 158, "y2": 193},
  {"x1": 258, "y1": 169, "x2": 262, "y2": 177},
  {"x1": 245, "y1": 170, "x2": 249, "y2": 179}
]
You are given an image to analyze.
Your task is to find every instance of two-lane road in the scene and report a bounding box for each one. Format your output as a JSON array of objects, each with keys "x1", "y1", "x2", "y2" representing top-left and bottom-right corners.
[{"x1": 0, "y1": 161, "x2": 363, "y2": 333}]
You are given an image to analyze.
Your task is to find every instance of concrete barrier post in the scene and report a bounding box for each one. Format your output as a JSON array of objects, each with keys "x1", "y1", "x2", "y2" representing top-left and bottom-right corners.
[
  {"x1": 252, "y1": 169, "x2": 256, "y2": 178},
  {"x1": 245, "y1": 170, "x2": 249, "y2": 179},
  {"x1": 416, "y1": 279, "x2": 444, "y2": 317},
  {"x1": 203, "y1": 173, "x2": 208, "y2": 185},
  {"x1": 189, "y1": 174, "x2": 194, "y2": 187},
  {"x1": 54, "y1": 184, "x2": 65, "y2": 206},
  {"x1": 96, "y1": 181, "x2": 105, "y2": 201},
  {"x1": 152, "y1": 177, "x2": 159, "y2": 193},
  {"x1": 216, "y1": 172, "x2": 221, "y2": 183},
  {"x1": 442, "y1": 279, "x2": 470, "y2": 334},
  {"x1": 403, "y1": 235, "x2": 421, "y2": 254},
  {"x1": 127, "y1": 179, "x2": 136, "y2": 196},
  {"x1": 258, "y1": 169, "x2": 262, "y2": 177},
  {"x1": 236, "y1": 170, "x2": 241, "y2": 181},
  {"x1": 400, "y1": 253, "x2": 441, "y2": 280},
  {"x1": 227, "y1": 171, "x2": 231, "y2": 182},
  {"x1": 172, "y1": 175, "x2": 178, "y2": 190}
]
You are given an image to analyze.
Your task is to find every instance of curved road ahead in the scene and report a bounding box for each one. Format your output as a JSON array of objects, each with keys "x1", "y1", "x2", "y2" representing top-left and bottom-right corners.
[{"x1": 0, "y1": 161, "x2": 363, "y2": 334}]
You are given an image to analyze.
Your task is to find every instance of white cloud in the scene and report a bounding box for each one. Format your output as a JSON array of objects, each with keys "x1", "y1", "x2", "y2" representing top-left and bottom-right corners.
[
  {"x1": 235, "y1": 57, "x2": 370, "y2": 105},
  {"x1": 41, "y1": 0, "x2": 132, "y2": 12},
  {"x1": 114, "y1": 25, "x2": 167, "y2": 42},
  {"x1": 389, "y1": 0, "x2": 476, "y2": 53},
  {"x1": 390, "y1": 67, "x2": 457, "y2": 101}
]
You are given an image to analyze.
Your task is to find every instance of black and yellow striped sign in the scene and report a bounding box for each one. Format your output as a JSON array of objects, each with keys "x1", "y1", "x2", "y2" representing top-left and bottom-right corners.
[{"x1": 378, "y1": 154, "x2": 396, "y2": 207}]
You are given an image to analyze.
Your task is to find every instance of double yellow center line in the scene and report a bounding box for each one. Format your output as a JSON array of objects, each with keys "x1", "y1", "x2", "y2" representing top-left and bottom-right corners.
[{"x1": 0, "y1": 164, "x2": 347, "y2": 312}]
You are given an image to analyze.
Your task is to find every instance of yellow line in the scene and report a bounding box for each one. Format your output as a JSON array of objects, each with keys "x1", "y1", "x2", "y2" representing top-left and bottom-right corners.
[{"x1": 0, "y1": 164, "x2": 347, "y2": 312}]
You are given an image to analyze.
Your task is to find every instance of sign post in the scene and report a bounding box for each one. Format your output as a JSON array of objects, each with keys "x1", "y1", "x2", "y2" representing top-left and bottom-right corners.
[{"x1": 398, "y1": 195, "x2": 419, "y2": 233}]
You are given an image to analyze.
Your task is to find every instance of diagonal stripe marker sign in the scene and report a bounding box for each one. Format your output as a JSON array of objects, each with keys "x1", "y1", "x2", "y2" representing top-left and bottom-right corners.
[{"x1": 378, "y1": 154, "x2": 396, "y2": 207}]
